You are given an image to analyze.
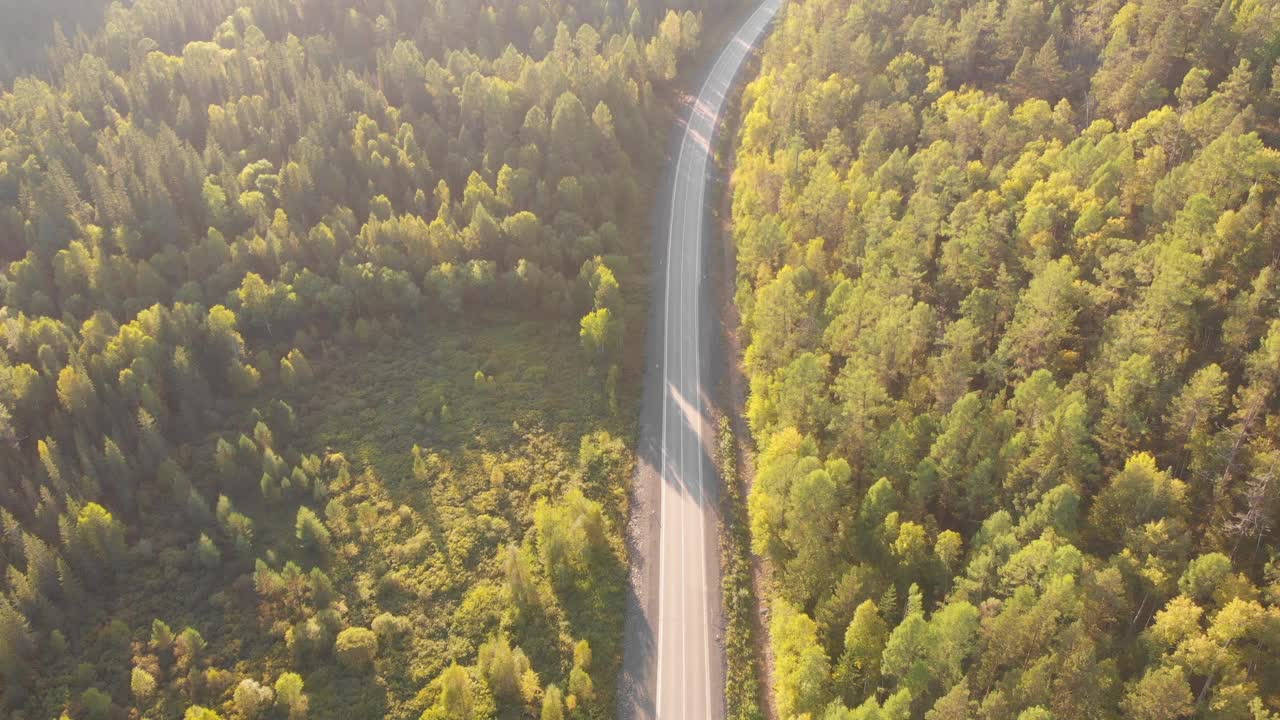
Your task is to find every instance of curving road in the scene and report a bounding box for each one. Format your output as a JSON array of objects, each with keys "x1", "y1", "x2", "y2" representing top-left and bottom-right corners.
[{"x1": 620, "y1": 2, "x2": 783, "y2": 718}]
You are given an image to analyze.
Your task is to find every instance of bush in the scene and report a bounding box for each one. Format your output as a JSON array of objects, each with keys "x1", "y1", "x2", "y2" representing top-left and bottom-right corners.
[{"x1": 334, "y1": 627, "x2": 378, "y2": 671}]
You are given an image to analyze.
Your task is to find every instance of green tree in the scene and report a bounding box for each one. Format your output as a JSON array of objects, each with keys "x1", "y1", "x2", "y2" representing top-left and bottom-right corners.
[
  {"x1": 131, "y1": 667, "x2": 157, "y2": 704},
  {"x1": 334, "y1": 627, "x2": 377, "y2": 671},
  {"x1": 0, "y1": 598, "x2": 34, "y2": 684},
  {"x1": 478, "y1": 634, "x2": 527, "y2": 704},
  {"x1": 295, "y1": 507, "x2": 331, "y2": 550},
  {"x1": 746, "y1": 267, "x2": 815, "y2": 376},
  {"x1": 435, "y1": 664, "x2": 476, "y2": 720},
  {"x1": 81, "y1": 688, "x2": 112, "y2": 720},
  {"x1": 834, "y1": 599, "x2": 888, "y2": 704},
  {"x1": 541, "y1": 685, "x2": 564, "y2": 720},
  {"x1": 274, "y1": 673, "x2": 308, "y2": 719},
  {"x1": 1178, "y1": 552, "x2": 1232, "y2": 603},
  {"x1": 997, "y1": 257, "x2": 1086, "y2": 379},
  {"x1": 1120, "y1": 666, "x2": 1194, "y2": 720},
  {"x1": 772, "y1": 602, "x2": 831, "y2": 718},
  {"x1": 579, "y1": 308, "x2": 620, "y2": 362},
  {"x1": 1088, "y1": 453, "x2": 1188, "y2": 550},
  {"x1": 1097, "y1": 355, "x2": 1161, "y2": 469}
]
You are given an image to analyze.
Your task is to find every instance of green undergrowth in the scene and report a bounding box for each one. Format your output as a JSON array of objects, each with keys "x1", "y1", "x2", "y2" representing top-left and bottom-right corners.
[
  {"x1": 718, "y1": 416, "x2": 764, "y2": 720},
  {"x1": 304, "y1": 313, "x2": 634, "y2": 485},
  {"x1": 284, "y1": 314, "x2": 639, "y2": 717}
]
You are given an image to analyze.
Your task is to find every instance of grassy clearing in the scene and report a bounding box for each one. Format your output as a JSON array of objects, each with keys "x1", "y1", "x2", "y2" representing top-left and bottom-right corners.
[
  {"x1": 287, "y1": 313, "x2": 639, "y2": 716},
  {"x1": 303, "y1": 313, "x2": 631, "y2": 485}
]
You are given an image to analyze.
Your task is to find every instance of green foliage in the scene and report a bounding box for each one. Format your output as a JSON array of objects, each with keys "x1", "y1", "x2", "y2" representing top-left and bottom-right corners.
[
  {"x1": 150, "y1": 619, "x2": 173, "y2": 653},
  {"x1": 294, "y1": 506, "x2": 331, "y2": 551},
  {"x1": 580, "y1": 308, "x2": 621, "y2": 362},
  {"x1": 80, "y1": 687, "x2": 112, "y2": 720},
  {"x1": 0, "y1": 598, "x2": 34, "y2": 683},
  {"x1": 1179, "y1": 552, "x2": 1233, "y2": 602},
  {"x1": 372, "y1": 612, "x2": 410, "y2": 643},
  {"x1": 0, "y1": 0, "x2": 726, "y2": 707},
  {"x1": 541, "y1": 685, "x2": 565, "y2": 720},
  {"x1": 1121, "y1": 666, "x2": 1194, "y2": 720},
  {"x1": 334, "y1": 627, "x2": 378, "y2": 672},
  {"x1": 273, "y1": 672, "x2": 308, "y2": 719},
  {"x1": 771, "y1": 601, "x2": 831, "y2": 718},
  {"x1": 834, "y1": 600, "x2": 887, "y2": 706},
  {"x1": 717, "y1": 418, "x2": 764, "y2": 720},
  {"x1": 130, "y1": 667, "x2": 156, "y2": 703},
  {"x1": 734, "y1": 0, "x2": 1280, "y2": 715},
  {"x1": 193, "y1": 533, "x2": 222, "y2": 569},
  {"x1": 427, "y1": 664, "x2": 477, "y2": 720}
]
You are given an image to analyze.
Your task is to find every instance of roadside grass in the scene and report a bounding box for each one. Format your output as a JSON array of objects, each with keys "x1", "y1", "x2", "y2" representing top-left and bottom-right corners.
[{"x1": 718, "y1": 417, "x2": 764, "y2": 720}]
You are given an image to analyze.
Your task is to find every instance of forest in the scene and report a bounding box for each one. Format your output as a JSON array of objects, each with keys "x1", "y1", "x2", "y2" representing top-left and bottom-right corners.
[
  {"x1": 0, "y1": 0, "x2": 734, "y2": 717},
  {"x1": 732, "y1": 0, "x2": 1280, "y2": 718}
]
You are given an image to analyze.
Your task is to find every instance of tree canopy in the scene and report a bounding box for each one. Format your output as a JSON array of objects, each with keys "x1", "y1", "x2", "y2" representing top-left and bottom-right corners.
[
  {"x1": 734, "y1": 0, "x2": 1280, "y2": 717},
  {"x1": 0, "y1": 0, "x2": 734, "y2": 716}
]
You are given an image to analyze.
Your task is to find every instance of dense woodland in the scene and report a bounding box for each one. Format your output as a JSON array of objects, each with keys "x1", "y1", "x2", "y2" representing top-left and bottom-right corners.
[
  {"x1": 733, "y1": 0, "x2": 1280, "y2": 718},
  {"x1": 0, "y1": 0, "x2": 735, "y2": 717}
]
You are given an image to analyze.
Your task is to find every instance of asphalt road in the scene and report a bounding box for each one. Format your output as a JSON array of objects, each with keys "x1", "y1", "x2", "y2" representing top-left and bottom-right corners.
[{"x1": 619, "y1": 2, "x2": 783, "y2": 718}]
